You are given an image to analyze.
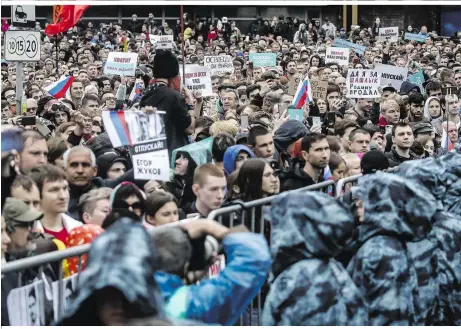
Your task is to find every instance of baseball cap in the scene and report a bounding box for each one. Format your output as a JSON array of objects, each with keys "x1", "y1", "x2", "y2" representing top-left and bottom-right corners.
[
  {"x1": 3, "y1": 198, "x2": 43, "y2": 224},
  {"x1": 383, "y1": 85, "x2": 397, "y2": 93}
]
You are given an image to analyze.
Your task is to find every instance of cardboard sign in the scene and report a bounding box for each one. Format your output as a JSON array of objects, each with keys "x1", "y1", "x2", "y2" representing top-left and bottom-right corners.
[
  {"x1": 404, "y1": 33, "x2": 428, "y2": 43},
  {"x1": 7, "y1": 280, "x2": 46, "y2": 326},
  {"x1": 346, "y1": 69, "x2": 381, "y2": 98},
  {"x1": 408, "y1": 71, "x2": 426, "y2": 95},
  {"x1": 104, "y1": 52, "x2": 138, "y2": 76},
  {"x1": 287, "y1": 75, "x2": 301, "y2": 96},
  {"x1": 184, "y1": 65, "x2": 213, "y2": 97},
  {"x1": 332, "y1": 39, "x2": 366, "y2": 55},
  {"x1": 249, "y1": 53, "x2": 277, "y2": 67},
  {"x1": 103, "y1": 111, "x2": 169, "y2": 181},
  {"x1": 288, "y1": 108, "x2": 303, "y2": 122},
  {"x1": 311, "y1": 80, "x2": 328, "y2": 100},
  {"x1": 377, "y1": 27, "x2": 399, "y2": 42},
  {"x1": 150, "y1": 34, "x2": 174, "y2": 49},
  {"x1": 204, "y1": 55, "x2": 234, "y2": 76},
  {"x1": 325, "y1": 47, "x2": 350, "y2": 66},
  {"x1": 375, "y1": 64, "x2": 408, "y2": 90}
]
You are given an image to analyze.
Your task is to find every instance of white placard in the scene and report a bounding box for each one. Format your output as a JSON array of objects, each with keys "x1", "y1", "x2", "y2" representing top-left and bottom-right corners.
[
  {"x1": 4, "y1": 30, "x2": 41, "y2": 62},
  {"x1": 204, "y1": 55, "x2": 234, "y2": 76},
  {"x1": 7, "y1": 280, "x2": 45, "y2": 326},
  {"x1": 346, "y1": 69, "x2": 381, "y2": 98},
  {"x1": 51, "y1": 274, "x2": 78, "y2": 322},
  {"x1": 375, "y1": 64, "x2": 409, "y2": 90},
  {"x1": 104, "y1": 52, "x2": 138, "y2": 76},
  {"x1": 150, "y1": 34, "x2": 174, "y2": 50},
  {"x1": 184, "y1": 65, "x2": 213, "y2": 97},
  {"x1": 325, "y1": 47, "x2": 350, "y2": 66},
  {"x1": 102, "y1": 110, "x2": 169, "y2": 181},
  {"x1": 378, "y1": 27, "x2": 399, "y2": 42}
]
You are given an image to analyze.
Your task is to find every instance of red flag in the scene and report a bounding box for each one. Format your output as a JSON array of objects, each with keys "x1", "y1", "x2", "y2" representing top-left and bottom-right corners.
[{"x1": 45, "y1": 5, "x2": 90, "y2": 36}]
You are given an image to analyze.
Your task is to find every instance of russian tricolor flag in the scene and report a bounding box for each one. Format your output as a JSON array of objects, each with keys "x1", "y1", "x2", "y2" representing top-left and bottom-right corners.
[
  {"x1": 44, "y1": 76, "x2": 75, "y2": 99},
  {"x1": 442, "y1": 126, "x2": 454, "y2": 152},
  {"x1": 129, "y1": 79, "x2": 142, "y2": 102},
  {"x1": 292, "y1": 76, "x2": 313, "y2": 109}
]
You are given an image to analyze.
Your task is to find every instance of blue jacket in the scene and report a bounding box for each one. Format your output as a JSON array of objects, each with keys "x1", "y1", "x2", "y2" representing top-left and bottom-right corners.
[
  {"x1": 262, "y1": 191, "x2": 368, "y2": 326},
  {"x1": 155, "y1": 232, "x2": 271, "y2": 326},
  {"x1": 348, "y1": 173, "x2": 436, "y2": 326}
]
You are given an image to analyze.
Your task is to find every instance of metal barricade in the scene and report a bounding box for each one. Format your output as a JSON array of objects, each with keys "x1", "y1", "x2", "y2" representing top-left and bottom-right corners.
[
  {"x1": 335, "y1": 174, "x2": 363, "y2": 198},
  {"x1": 207, "y1": 179, "x2": 335, "y2": 325}
]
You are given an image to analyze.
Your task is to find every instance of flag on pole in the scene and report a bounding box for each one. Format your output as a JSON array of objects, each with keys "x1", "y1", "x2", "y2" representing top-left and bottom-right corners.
[
  {"x1": 44, "y1": 75, "x2": 75, "y2": 99},
  {"x1": 53, "y1": 5, "x2": 63, "y2": 24},
  {"x1": 45, "y1": 5, "x2": 90, "y2": 36},
  {"x1": 129, "y1": 79, "x2": 142, "y2": 103},
  {"x1": 441, "y1": 126, "x2": 454, "y2": 151},
  {"x1": 292, "y1": 76, "x2": 313, "y2": 109}
]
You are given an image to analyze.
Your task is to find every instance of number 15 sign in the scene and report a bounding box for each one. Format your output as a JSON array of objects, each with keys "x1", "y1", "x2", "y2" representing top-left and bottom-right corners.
[{"x1": 4, "y1": 30, "x2": 41, "y2": 62}]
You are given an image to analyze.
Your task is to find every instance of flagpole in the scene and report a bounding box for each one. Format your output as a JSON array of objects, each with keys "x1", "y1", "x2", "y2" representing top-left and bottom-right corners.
[
  {"x1": 55, "y1": 36, "x2": 59, "y2": 74},
  {"x1": 180, "y1": 5, "x2": 185, "y2": 85}
]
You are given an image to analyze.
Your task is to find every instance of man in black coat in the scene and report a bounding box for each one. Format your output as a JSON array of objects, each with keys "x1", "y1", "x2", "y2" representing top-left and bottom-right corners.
[{"x1": 139, "y1": 50, "x2": 196, "y2": 159}]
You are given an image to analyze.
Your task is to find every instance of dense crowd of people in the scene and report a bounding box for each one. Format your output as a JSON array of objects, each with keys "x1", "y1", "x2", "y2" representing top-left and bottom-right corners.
[{"x1": 1, "y1": 9, "x2": 461, "y2": 326}]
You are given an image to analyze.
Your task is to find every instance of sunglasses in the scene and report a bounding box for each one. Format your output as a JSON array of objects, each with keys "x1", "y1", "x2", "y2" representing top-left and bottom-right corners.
[{"x1": 118, "y1": 200, "x2": 143, "y2": 211}]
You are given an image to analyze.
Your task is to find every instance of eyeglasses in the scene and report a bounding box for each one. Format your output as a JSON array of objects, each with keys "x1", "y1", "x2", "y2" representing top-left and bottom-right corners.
[
  {"x1": 6, "y1": 94, "x2": 16, "y2": 99},
  {"x1": 118, "y1": 200, "x2": 143, "y2": 211}
]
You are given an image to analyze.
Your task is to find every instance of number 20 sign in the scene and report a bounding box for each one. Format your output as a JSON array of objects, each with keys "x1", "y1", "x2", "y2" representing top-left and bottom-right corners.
[{"x1": 4, "y1": 30, "x2": 41, "y2": 62}]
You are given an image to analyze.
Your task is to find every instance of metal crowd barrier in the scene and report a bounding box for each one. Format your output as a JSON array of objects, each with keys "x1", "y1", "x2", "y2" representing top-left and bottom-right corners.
[{"x1": 2, "y1": 168, "x2": 401, "y2": 325}]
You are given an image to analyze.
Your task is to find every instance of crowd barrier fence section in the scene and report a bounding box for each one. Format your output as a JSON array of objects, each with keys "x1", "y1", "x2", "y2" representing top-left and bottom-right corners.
[{"x1": 2, "y1": 169, "x2": 402, "y2": 325}]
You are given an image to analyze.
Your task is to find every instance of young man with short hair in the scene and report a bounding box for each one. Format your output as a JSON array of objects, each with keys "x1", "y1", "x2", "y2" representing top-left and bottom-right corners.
[
  {"x1": 28, "y1": 164, "x2": 82, "y2": 243},
  {"x1": 335, "y1": 120, "x2": 359, "y2": 153},
  {"x1": 407, "y1": 93, "x2": 425, "y2": 123},
  {"x1": 185, "y1": 164, "x2": 227, "y2": 217},
  {"x1": 349, "y1": 128, "x2": 371, "y2": 154},
  {"x1": 248, "y1": 125, "x2": 275, "y2": 159},
  {"x1": 386, "y1": 122, "x2": 416, "y2": 167},
  {"x1": 281, "y1": 133, "x2": 330, "y2": 191},
  {"x1": 78, "y1": 187, "x2": 112, "y2": 226}
]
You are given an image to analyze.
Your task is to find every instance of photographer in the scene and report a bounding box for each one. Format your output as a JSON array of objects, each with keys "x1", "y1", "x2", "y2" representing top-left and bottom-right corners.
[{"x1": 150, "y1": 219, "x2": 271, "y2": 325}]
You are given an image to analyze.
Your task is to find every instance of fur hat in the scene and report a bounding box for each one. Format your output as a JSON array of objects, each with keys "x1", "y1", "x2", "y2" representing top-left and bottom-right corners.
[{"x1": 153, "y1": 50, "x2": 179, "y2": 79}]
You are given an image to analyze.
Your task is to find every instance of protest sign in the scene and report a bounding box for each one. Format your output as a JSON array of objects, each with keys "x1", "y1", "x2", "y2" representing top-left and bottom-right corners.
[
  {"x1": 377, "y1": 27, "x2": 399, "y2": 42},
  {"x1": 249, "y1": 53, "x2": 277, "y2": 67},
  {"x1": 204, "y1": 55, "x2": 234, "y2": 76},
  {"x1": 408, "y1": 70, "x2": 426, "y2": 95},
  {"x1": 7, "y1": 280, "x2": 46, "y2": 326},
  {"x1": 288, "y1": 108, "x2": 303, "y2": 122},
  {"x1": 404, "y1": 33, "x2": 428, "y2": 43},
  {"x1": 103, "y1": 110, "x2": 169, "y2": 181},
  {"x1": 52, "y1": 274, "x2": 78, "y2": 322},
  {"x1": 346, "y1": 69, "x2": 381, "y2": 98},
  {"x1": 184, "y1": 65, "x2": 213, "y2": 97},
  {"x1": 150, "y1": 34, "x2": 174, "y2": 49},
  {"x1": 104, "y1": 52, "x2": 138, "y2": 76},
  {"x1": 332, "y1": 39, "x2": 366, "y2": 55},
  {"x1": 325, "y1": 47, "x2": 350, "y2": 66},
  {"x1": 287, "y1": 75, "x2": 301, "y2": 96},
  {"x1": 311, "y1": 80, "x2": 328, "y2": 100},
  {"x1": 375, "y1": 64, "x2": 408, "y2": 90}
]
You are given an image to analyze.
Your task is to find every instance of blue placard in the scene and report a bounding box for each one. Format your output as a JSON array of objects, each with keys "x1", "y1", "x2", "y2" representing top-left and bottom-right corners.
[
  {"x1": 288, "y1": 108, "x2": 303, "y2": 122},
  {"x1": 404, "y1": 33, "x2": 428, "y2": 43},
  {"x1": 249, "y1": 53, "x2": 277, "y2": 67},
  {"x1": 332, "y1": 39, "x2": 366, "y2": 55},
  {"x1": 408, "y1": 71, "x2": 426, "y2": 95}
]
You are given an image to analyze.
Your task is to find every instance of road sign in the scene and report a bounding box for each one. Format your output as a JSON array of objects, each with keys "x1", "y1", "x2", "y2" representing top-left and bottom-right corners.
[
  {"x1": 4, "y1": 30, "x2": 41, "y2": 62},
  {"x1": 11, "y1": 5, "x2": 35, "y2": 28}
]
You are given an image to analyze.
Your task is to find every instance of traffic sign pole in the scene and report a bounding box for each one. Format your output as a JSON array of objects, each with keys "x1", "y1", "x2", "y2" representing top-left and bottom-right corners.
[{"x1": 15, "y1": 61, "x2": 24, "y2": 116}]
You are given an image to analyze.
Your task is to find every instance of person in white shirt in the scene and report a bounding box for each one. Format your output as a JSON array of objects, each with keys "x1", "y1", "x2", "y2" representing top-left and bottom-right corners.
[{"x1": 322, "y1": 18, "x2": 336, "y2": 39}]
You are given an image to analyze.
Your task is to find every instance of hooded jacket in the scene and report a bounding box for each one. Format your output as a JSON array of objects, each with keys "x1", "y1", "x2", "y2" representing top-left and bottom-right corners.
[
  {"x1": 348, "y1": 173, "x2": 436, "y2": 326},
  {"x1": 223, "y1": 145, "x2": 255, "y2": 176},
  {"x1": 423, "y1": 96, "x2": 442, "y2": 121},
  {"x1": 57, "y1": 219, "x2": 166, "y2": 325},
  {"x1": 400, "y1": 81, "x2": 421, "y2": 94},
  {"x1": 262, "y1": 191, "x2": 367, "y2": 326},
  {"x1": 398, "y1": 154, "x2": 461, "y2": 325},
  {"x1": 154, "y1": 232, "x2": 271, "y2": 325},
  {"x1": 96, "y1": 152, "x2": 130, "y2": 179}
]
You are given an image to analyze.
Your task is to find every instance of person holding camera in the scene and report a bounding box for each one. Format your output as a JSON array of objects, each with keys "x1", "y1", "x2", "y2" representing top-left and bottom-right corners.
[{"x1": 150, "y1": 219, "x2": 271, "y2": 325}]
